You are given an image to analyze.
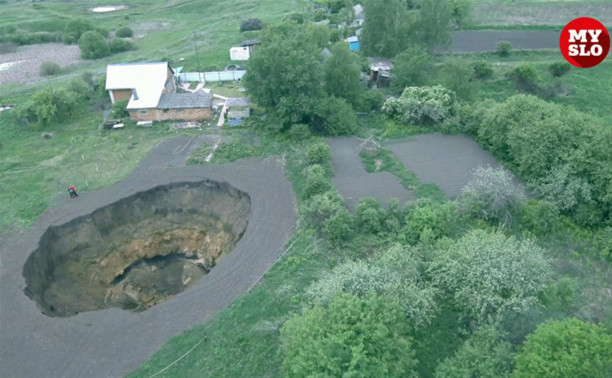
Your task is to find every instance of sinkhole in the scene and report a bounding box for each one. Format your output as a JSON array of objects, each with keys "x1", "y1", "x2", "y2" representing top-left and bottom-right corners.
[{"x1": 23, "y1": 181, "x2": 252, "y2": 317}]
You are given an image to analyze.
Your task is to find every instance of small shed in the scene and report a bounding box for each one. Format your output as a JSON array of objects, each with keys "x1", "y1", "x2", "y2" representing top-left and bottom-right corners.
[
  {"x1": 230, "y1": 46, "x2": 250, "y2": 61},
  {"x1": 353, "y1": 4, "x2": 365, "y2": 27},
  {"x1": 368, "y1": 57, "x2": 393, "y2": 87},
  {"x1": 130, "y1": 89, "x2": 213, "y2": 122},
  {"x1": 242, "y1": 39, "x2": 261, "y2": 54},
  {"x1": 348, "y1": 36, "x2": 360, "y2": 51},
  {"x1": 225, "y1": 97, "x2": 250, "y2": 123}
]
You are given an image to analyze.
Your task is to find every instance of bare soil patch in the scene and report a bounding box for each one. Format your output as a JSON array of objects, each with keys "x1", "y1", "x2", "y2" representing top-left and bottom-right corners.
[
  {"x1": 327, "y1": 137, "x2": 416, "y2": 210},
  {"x1": 0, "y1": 43, "x2": 80, "y2": 85},
  {"x1": 387, "y1": 134, "x2": 502, "y2": 199}
]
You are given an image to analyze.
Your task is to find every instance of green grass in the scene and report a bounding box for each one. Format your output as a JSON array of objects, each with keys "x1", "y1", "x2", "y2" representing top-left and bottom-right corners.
[
  {"x1": 203, "y1": 82, "x2": 246, "y2": 98},
  {"x1": 360, "y1": 148, "x2": 446, "y2": 203}
]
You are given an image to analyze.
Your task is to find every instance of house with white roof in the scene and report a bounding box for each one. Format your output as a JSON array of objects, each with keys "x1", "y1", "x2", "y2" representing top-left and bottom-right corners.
[{"x1": 105, "y1": 62, "x2": 213, "y2": 122}]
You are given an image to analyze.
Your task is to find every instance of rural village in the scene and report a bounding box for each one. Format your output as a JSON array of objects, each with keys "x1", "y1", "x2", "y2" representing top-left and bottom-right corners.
[{"x1": 0, "y1": 0, "x2": 611, "y2": 377}]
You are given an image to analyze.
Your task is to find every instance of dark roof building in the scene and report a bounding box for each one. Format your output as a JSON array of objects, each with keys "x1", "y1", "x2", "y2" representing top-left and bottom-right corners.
[{"x1": 157, "y1": 89, "x2": 213, "y2": 109}]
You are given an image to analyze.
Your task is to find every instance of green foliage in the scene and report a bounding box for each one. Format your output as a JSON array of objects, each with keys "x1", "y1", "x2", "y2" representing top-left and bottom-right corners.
[
  {"x1": 509, "y1": 63, "x2": 539, "y2": 93},
  {"x1": 391, "y1": 45, "x2": 431, "y2": 93},
  {"x1": 418, "y1": 0, "x2": 452, "y2": 50},
  {"x1": 109, "y1": 38, "x2": 135, "y2": 53},
  {"x1": 429, "y1": 230, "x2": 551, "y2": 325},
  {"x1": 323, "y1": 207, "x2": 353, "y2": 245},
  {"x1": 460, "y1": 166, "x2": 525, "y2": 225},
  {"x1": 533, "y1": 165, "x2": 592, "y2": 212},
  {"x1": 448, "y1": 0, "x2": 472, "y2": 29},
  {"x1": 547, "y1": 61, "x2": 571, "y2": 78},
  {"x1": 286, "y1": 123, "x2": 311, "y2": 141},
  {"x1": 78, "y1": 31, "x2": 110, "y2": 59},
  {"x1": 112, "y1": 99, "x2": 130, "y2": 118},
  {"x1": 39, "y1": 61, "x2": 62, "y2": 76},
  {"x1": 67, "y1": 77, "x2": 93, "y2": 100},
  {"x1": 439, "y1": 59, "x2": 478, "y2": 101},
  {"x1": 304, "y1": 23, "x2": 330, "y2": 49},
  {"x1": 436, "y1": 324, "x2": 514, "y2": 378},
  {"x1": 304, "y1": 164, "x2": 331, "y2": 198},
  {"x1": 519, "y1": 200, "x2": 559, "y2": 235},
  {"x1": 324, "y1": 42, "x2": 362, "y2": 106},
  {"x1": 473, "y1": 60, "x2": 494, "y2": 80},
  {"x1": 305, "y1": 141, "x2": 331, "y2": 165},
  {"x1": 404, "y1": 199, "x2": 460, "y2": 244},
  {"x1": 383, "y1": 86, "x2": 459, "y2": 128},
  {"x1": 28, "y1": 87, "x2": 78, "y2": 127},
  {"x1": 361, "y1": 0, "x2": 414, "y2": 57},
  {"x1": 303, "y1": 190, "x2": 344, "y2": 225},
  {"x1": 356, "y1": 90, "x2": 385, "y2": 113},
  {"x1": 356, "y1": 198, "x2": 386, "y2": 234},
  {"x1": 240, "y1": 18, "x2": 262, "y2": 32},
  {"x1": 281, "y1": 294, "x2": 417, "y2": 377},
  {"x1": 514, "y1": 318, "x2": 612, "y2": 378},
  {"x1": 496, "y1": 41, "x2": 512, "y2": 56},
  {"x1": 115, "y1": 26, "x2": 133, "y2": 38},
  {"x1": 63, "y1": 18, "x2": 92, "y2": 44}
]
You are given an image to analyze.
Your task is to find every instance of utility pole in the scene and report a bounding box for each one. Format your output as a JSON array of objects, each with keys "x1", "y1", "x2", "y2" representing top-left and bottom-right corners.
[{"x1": 193, "y1": 33, "x2": 202, "y2": 74}]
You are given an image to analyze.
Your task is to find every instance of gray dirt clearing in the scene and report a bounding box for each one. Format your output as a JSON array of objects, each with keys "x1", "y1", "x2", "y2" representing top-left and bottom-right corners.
[
  {"x1": 0, "y1": 43, "x2": 81, "y2": 85},
  {"x1": 0, "y1": 136, "x2": 296, "y2": 378}
]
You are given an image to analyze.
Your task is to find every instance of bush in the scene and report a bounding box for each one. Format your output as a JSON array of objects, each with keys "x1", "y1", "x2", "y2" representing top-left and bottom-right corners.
[
  {"x1": 520, "y1": 200, "x2": 559, "y2": 235},
  {"x1": 439, "y1": 59, "x2": 478, "y2": 101},
  {"x1": 382, "y1": 85, "x2": 460, "y2": 128},
  {"x1": 78, "y1": 31, "x2": 110, "y2": 59},
  {"x1": 240, "y1": 18, "x2": 262, "y2": 32},
  {"x1": 305, "y1": 141, "x2": 331, "y2": 165},
  {"x1": 357, "y1": 90, "x2": 385, "y2": 112},
  {"x1": 460, "y1": 166, "x2": 525, "y2": 225},
  {"x1": 323, "y1": 208, "x2": 353, "y2": 245},
  {"x1": 473, "y1": 60, "x2": 493, "y2": 80},
  {"x1": 287, "y1": 123, "x2": 311, "y2": 141},
  {"x1": 115, "y1": 26, "x2": 133, "y2": 38},
  {"x1": 533, "y1": 165, "x2": 592, "y2": 212},
  {"x1": 391, "y1": 45, "x2": 431, "y2": 92},
  {"x1": 109, "y1": 38, "x2": 135, "y2": 53},
  {"x1": 509, "y1": 63, "x2": 539, "y2": 93},
  {"x1": 30, "y1": 87, "x2": 78, "y2": 126},
  {"x1": 63, "y1": 18, "x2": 92, "y2": 44},
  {"x1": 112, "y1": 99, "x2": 130, "y2": 118},
  {"x1": 496, "y1": 41, "x2": 512, "y2": 56},
  {"x1": 67, "y1": 77, "x2": 92, "y2": 99},
  {"x1": 304, "y1": 191, "x2": 344, "y2": 225},
  {"x1": 313, "y1": 96, "x2": 357, "y2": 135},
  {"x1": 404, "y1": 199, "x2": 460, "y2": 244},
  {"x1": 547, "y1": 61, "x2": 571, "y2": 78},
  {"x1": 304, "y1": 165, "x2": 331, "y2": 198},
  {"x1": 40, "y1": 61, "x2": 62, "y2": 76},
  {"x1": 356, "y1": 198, "x2": 386, "y2": 234}
]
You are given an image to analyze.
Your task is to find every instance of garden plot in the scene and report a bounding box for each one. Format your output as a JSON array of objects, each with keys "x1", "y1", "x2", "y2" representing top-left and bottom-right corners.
[
  {"x1": 472, "y1": 3, "x2": 612, "y2": 26},
  {"x1": 327, "y1": 137, "x2": 416, "y2": 211},
  {"x1": 0, "y1": 43, "x2": 80, "y2": 85},
  {"x1": 387, "y1": 134, "x2": 502, "y2": 199}
]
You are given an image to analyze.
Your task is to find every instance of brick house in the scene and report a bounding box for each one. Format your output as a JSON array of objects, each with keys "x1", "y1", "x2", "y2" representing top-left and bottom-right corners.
[{"x1": 105, "y1": 62, "x2": 213, "y2": 122}]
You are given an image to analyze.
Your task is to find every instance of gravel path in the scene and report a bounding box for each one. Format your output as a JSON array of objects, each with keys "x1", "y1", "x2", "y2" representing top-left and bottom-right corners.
[
  {"x1": 0, "y1": 43, "x2": 81, "y2": 85},
  {"x1": 452, "y1": 30, "x2": 560, "y2": 53},
  {"x1": 0, "y1": 137, "x2": 296, "y2": 378},
  {"x1": 327, "y1": 137, "x2": 416, "y2": 211},
  {"x1": 387, "y1": 134, "x2": 501, "y2": 199}
]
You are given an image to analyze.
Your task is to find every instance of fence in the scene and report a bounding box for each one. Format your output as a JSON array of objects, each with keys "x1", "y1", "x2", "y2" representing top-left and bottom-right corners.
[{"x1": 177, "y1": 71, "x2": 246, "y2": 83}]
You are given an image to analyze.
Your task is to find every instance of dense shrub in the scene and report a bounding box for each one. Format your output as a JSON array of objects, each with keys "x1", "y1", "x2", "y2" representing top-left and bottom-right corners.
[
  {"x1": 115, "y1": 26, "x2": 133, "y2": 38},
  {"x1": 304, "y1": 164, "x2": 331, "y2": 198},
  {"x1": 357, "y1": 90, "x2": 385, "y2": 112},
  {"x1": 382, "y1": 85, "x2": 459, "y2": 128},
  {"x1": 303, "y1": 191, "x2": 344, "y2": 225},
  {"x1": 519, "y1": 200, "x2": 559, "y2": 235},
  {"x1": 1, "y1": 30, "x2": 60, "y2": 45},
  {"x1": 240, "y1": 18, "x2": 262, "y2": 32},
  {"x1": 281, "y1": 294, "x2": 417, "y2": 377},
  {"x1": 509, "y1": 63, "x2": 539, "y2": 93},
  {"x1": 391, "y1": 45, "x2": 431, "y2": 92},
  {"x1": 460, "y1": 166, "x2": 525, "y2": 225},
  {"x1": 355, "y1": 198, "x2": 386, "y2": 234},
  {"x1": 18, "y1": 87, "x2": 79, "y2": 127},
  {"x1": 112, "y1": 99, "x2": 130, "y2": 118},
  {"x1": 286, "y1": 123, "x2": 311, "y2": 141},
  {"x1": 429, "y1": 230, "x2": 551, "y2": 324},
  {"x1": 547, "y1": 61, "x2": 571, "y2": 78},
  {"x1": 67, "y1": 77, "x2": 92, "y2": 100},
  {"x1": 78, "y1": 31, "x2": 110, "y2": 59},
  {"x1": 109, "y1": 38, "x2": 135, "y2": 53},
  {"x1": 63, "y1": 18, "x2": 92, "y2": 44},
  {"x1": 439, "y1": 59, "x2": 478, "y2": 101},
  {"x1": 40, "y1": 61, "x2": 62, "y2": 76},
  {"x1": 305, "y1": 141, "x2": 331, "y2": 165},
  {"x1": 514, "y1": 318, "x2": 612, "y2": 378},
  {"x1": 533, "y1": 165, "x2": 592, "y2": 212},
  {"x1": 496, "y1": 41, "x2": 512, "y2": 56},
  {"x1": 472, "y1": 60, "x2": 493, "y2": 80},
  {"x1": 404, "y1": 199, "x2": 460, "y2": 244}
]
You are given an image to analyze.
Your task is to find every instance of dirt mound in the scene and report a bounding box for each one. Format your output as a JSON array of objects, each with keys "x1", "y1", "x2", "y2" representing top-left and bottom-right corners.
[{"x1": 23, "y1": 180, "x2": 251, "y2": 317}]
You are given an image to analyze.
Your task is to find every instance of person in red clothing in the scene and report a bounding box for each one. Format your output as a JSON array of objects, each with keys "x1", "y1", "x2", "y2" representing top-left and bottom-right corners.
[{"x1": 68, "y1": 185, "x2": 78, "y2": 199}]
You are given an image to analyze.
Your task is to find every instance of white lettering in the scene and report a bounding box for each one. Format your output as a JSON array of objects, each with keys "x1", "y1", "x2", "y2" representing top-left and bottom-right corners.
[
  {"x1": 591, "y1": 44, "x2": 603, "y2": 56},
  {"x1": 569, "y1": 29, "x2": 587, "y2": 43},
  {"x1": 587, "y1": 29, "x2": 602, "y2": 43},
  {"x1": 578, "y1": 45, "x2": 591, "y2": 56},
  {"x1": 569, "y1": 45, "x2": 579, "y2": 56}
]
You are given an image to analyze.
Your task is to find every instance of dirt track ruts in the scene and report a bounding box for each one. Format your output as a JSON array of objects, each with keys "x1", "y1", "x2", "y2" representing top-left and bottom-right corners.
[{"x1": 0, "y1": 136, "x2": 296, "y2": 378}]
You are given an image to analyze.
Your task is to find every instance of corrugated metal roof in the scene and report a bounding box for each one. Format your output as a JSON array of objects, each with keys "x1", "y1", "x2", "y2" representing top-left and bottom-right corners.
[
  {"x1": 348, "y1": 36, "x2": 359, "y2": 43},
  {"x1": 157, "y1": 90, "x2": 212, "y2": 109},
  {"x1": 226, "y1": 98, "x2": 250, "y2": 107},
  {"x1": 106, "y1": 62, "x2": 170, "y2": 109}
]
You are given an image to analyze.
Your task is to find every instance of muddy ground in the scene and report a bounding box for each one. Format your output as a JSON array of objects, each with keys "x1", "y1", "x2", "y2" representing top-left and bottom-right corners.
[
  {"x1": 387, "y1": 134, "x2": 502, "y2": 199},
  {"x1": 0, "y1": 136, "x2": 296, "y2": 378},
  {"x1": 0, "y1": 43, "x2": 81, "y2": 85},
  {"x1": 452, "y1": 30, "x2": 560, "y2": 53},
  {"x1": 327, "y1": 137, "x2": 416, "y2": 210}
]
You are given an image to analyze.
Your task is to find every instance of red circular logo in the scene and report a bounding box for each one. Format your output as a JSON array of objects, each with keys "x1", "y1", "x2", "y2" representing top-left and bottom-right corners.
[{"x1": 560, "y1": 17, "x2": 610, "y2": 68}]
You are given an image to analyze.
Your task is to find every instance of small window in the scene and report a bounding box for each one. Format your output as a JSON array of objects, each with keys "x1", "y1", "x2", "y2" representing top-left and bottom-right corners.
[{"x1": 140, "y1": 110, "x2": 147, "y2": 115}]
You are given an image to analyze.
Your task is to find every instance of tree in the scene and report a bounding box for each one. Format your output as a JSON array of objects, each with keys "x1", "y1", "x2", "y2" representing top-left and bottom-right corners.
[
  {"x1": 30, "y1": 87, "x2": 78, "y2": 126},
  {"x1": 436, "y1": 324, "x2": 515, "y2": 378},
  {"x1": 382, "y1": 85, "x2": 459, "y2": 127},
  {"x1": 324, "y1": 42, "x2": 362, "y2": 106},
  {"x1": 281, "y1": 294, "x2": 418, "y2": 377},
  {"x1": 448, "y1": 0, "x2": 473, "y2": 29},
  {"x1": 78, "y1": 31, "x2": 110, "y2": 59},
  {"x1": 109, "y1": 38, "x2": 135, "y2": 53},
  {"x1": 40, "y1": 61, "x2": 62, "y2": 76},
  {"x1": 514, "y1": 318, "x2": 612, "y2": 378},
  {"x1": 417, "y1": 0, "x2": 452, "y2": 50},
  {"x1": 361, "y1": 0, "x2": 414, "y2": 57},
  {"x1": 306, "y1": 141, "x2": 331, "y2": 165},
  {"x1": 391, "y1": 45, "x2": 431, "y2": 93},
  {"x1": 240, "y1": 18, "x2": 262, "y2": 32},
  {"x1": 63, "y1": 18, "x2": 92, "y2": 44},
  {"x1": 429, "y1": 230, "x2": 551, "y2": 325},
  {"x1": 115, "y1": 26, "x2": 133, "y2": 38},
  {"x1": 439, "y1": 59, "x2": 478, "y2": 101},
  {"x1": 508, "y1": 63, "x2": 539, "y2": 93},
  {"x1": 460, "y1": 166, "x2": 525, "y2": 225}
]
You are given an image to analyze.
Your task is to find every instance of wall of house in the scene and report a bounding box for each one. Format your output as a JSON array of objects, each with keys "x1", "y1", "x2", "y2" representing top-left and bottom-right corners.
[
  {"x1": 110, "y1": 89, "x2": 133, "y2": 103},
  {"x1": 129, "y1": 108, "x2": 212, "y2": 122},
  {"x1": 163, "y1": 68, "x2": 176, "y2": 94}
]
